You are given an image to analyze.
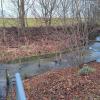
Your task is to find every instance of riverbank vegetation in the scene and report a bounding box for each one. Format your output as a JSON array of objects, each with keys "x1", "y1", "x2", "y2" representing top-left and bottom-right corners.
[
  {"x1": 0, "y1": 0, "x2": 100, "y2": 63},
  {"x1": 0, "y1": 24, "x2": 96, "y2": 63}
]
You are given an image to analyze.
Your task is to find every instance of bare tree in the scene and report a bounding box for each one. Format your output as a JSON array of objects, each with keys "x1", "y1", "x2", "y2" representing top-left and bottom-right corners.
[
  {"x1": 32, "y1": 0, "x2": 59, "y2": 26},
  {"x1": 1, "y1": 0, "x2": 6, "y2": 42},
  {"x1": 64, "y1": 0, "x2": 92, "y2": 67},
  {"x1": 24, "y1": 0, "x2": 34, "y2": 27},
  {"x1": 10, "y1": 0, "x2": 25, "y2": 29},
  {"x1": 57, "y1": 0, "x2": 71, "y2": 25},
  {"x1": 19, "y1": 0, "x2": 25, "y2": 28}
]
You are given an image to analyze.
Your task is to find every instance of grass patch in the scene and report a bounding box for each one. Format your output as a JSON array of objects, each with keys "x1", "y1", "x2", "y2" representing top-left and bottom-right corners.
[
  {"x1": 0, "y1": 18, "x2": 78, "y2": 27},
  {"x1": 78, "y1": 64, "x2": 96, "y2": 75}
]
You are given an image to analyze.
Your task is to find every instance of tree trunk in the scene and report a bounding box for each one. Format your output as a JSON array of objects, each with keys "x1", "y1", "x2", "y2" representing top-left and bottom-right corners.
[{"x1": 19, "y1": 0, "x2": 25, "y2": 29}]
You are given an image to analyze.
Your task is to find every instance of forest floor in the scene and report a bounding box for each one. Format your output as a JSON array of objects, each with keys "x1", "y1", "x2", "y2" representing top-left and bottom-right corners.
[{"x1": 23, "y1": 61, "x2": 100, "y2": 100}]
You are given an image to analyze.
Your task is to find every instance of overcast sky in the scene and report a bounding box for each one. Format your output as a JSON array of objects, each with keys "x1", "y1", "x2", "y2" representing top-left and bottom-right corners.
[
  {"x1": 0, "y1": 0, "x2": 71, "y2": 18},
  {"x1": 0, "y1": 0, "x2": 33, "y2": 17},
  {"x1": 0, "y1": 0, "x2": 95, "y2": 18}
]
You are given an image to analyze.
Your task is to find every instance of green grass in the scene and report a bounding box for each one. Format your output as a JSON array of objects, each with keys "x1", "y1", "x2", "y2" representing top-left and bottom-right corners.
[
  {"x1": 0, "y1": 18, "x2": 78, "y2": 27},
  {"x1": 78, "y1": 64, "x2": 96, "y2": 75},
  {"x1": 0, "y1": 18, "x2": 18, "y2": 27}
]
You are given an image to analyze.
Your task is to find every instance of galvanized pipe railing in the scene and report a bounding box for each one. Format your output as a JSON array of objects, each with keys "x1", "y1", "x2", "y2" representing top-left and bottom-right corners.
[{"x1": 15, "y1": 73, "x2": 26, "y2": 100}]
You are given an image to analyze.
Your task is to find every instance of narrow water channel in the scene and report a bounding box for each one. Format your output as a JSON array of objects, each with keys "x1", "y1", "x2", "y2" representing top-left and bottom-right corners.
[
  {"x1": 0, "y1": 49, "x2": 97, "y2": 78},
  {"x1": 0, "y1": 38, "x2": 100, "y2": 98}
]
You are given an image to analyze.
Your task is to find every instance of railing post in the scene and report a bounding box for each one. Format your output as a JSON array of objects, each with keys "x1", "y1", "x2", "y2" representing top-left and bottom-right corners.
[
  {"x1": 15, "y1": 73, "x2": 26, "y2": 100},
  {"x1": 6, "y1": 69, "x2": 9, "y2": 98}
]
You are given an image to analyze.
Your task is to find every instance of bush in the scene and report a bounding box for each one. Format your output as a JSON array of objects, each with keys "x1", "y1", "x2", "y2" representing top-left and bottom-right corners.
[{"x1": 78, "y1": 64, "x2": 96, "y2": 75}]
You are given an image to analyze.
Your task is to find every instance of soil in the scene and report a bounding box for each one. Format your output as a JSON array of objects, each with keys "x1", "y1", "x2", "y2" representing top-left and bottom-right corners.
[
  {"x1": 0, "y1": 25, "x2": 98, "y2": 63},
  {"x1": 0, "y1": 27, "x2": 69, "y2": 62},
  {"x1": 0, "y1": 26, "x2": 85, "y2": 63},
  {"x1": 23, "y1": 61, "x2": 100, "y2": 100}
]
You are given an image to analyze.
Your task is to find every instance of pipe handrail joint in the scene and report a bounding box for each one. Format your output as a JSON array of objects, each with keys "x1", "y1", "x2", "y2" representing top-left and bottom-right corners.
[{"x1": 15, "y1": 73, "x2": 26, "y2": 100}]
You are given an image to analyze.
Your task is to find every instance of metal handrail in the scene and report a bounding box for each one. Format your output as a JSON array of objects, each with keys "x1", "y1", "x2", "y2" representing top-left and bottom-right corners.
[{"x1": 15, "y1": 73, "x2": 26, "y2": 100}]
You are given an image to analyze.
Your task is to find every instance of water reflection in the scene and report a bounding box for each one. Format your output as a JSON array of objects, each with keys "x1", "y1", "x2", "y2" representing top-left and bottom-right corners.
[{"x1": 0, "y1": 47, "x2": 99, "y2": 79}]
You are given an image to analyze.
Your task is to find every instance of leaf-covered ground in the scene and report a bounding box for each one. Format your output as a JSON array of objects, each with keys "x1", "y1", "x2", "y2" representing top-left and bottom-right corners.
[
  {"x1": 24, "y1": 61, "x2": 100, "y2": 100},
  {"x1": 0, "y1": 25, "x2": 98, "y2": 63},
  {"x1": 0, "y1": 27, "x2": 71, "y2": 63}
]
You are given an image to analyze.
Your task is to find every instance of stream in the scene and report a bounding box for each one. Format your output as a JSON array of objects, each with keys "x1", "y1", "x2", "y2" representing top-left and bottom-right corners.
[{"x1": 0, "y1": 40, "x2": 100, "y2": 98}]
